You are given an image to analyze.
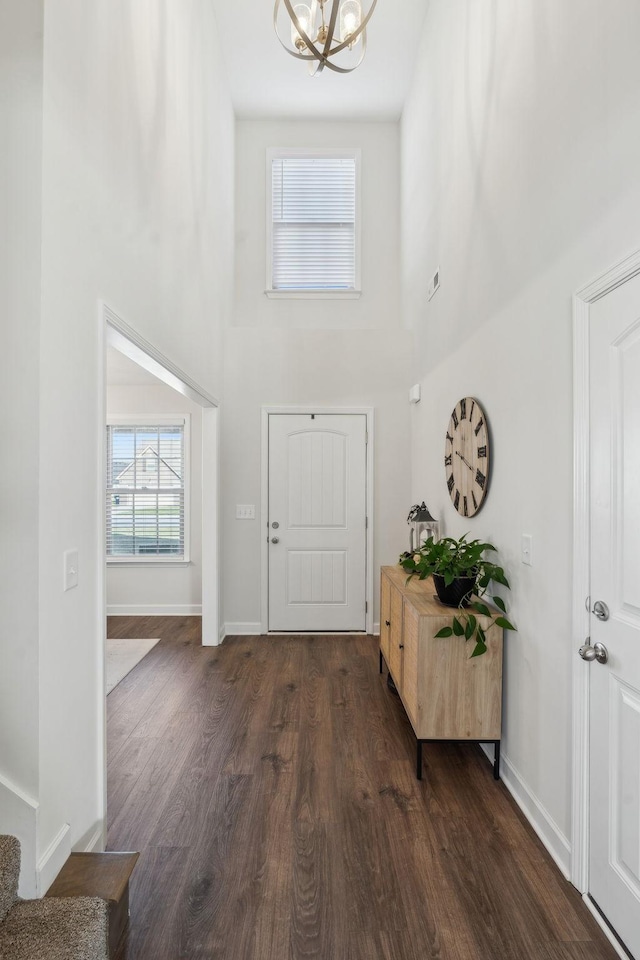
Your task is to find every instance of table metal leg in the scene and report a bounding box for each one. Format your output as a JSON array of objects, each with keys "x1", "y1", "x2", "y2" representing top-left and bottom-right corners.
[
  {"x1": 493, "y1": 740, "x2": 501, "y2": 780},
  {"x1": 416, "y1": 740, "x2": 423, "y2": 780}
]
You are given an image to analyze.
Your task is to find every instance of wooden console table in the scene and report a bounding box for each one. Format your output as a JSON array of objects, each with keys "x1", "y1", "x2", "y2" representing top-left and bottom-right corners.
[{"x1": 380, "y1": 565, "x2": 504, "y2": 780}]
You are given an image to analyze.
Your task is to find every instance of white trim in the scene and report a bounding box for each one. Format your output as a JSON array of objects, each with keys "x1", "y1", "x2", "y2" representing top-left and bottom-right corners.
[
  {"x1": 373, "y1": 621, "x2": 380, "y2": 636},
  {"x1": 201, "y1": 407, "x2": 221, "y2": 646},
  {"x1": 96, "y1": 303, "x2": 108, "y2": 877},
  {"x1": 37, "y1": 822, "x2": 70, "y2": 895},
  {"x1": 103, "y1": 303, "x2": 219, "y2": 408},
  {"x1": 265, "y1": 147, "x2": 362, "y2": 297},
  {"x1": 223, "y1": 622, "x2": 264, "y2": 636},
  {"x1": 83, "y1": 826, "x2": 105, "y2": 854},
  {"x1": 571, "y1": 248, "x2": 640, "y2": 897},
  {"x1": 260, "y1": 406, "x2": 374, "y2": 636},
  {"x1": 493, "y1": 749, "x2": 571, "y2": 878},
  {"x1": 0, "y1": 771, "x2": 39, "y2": 897},
  {"x1": 265, "y1": 290, "x2": 362, "y2": 300},
  {"x1": 107, "y1": 604, "x2": 203, "y2": 617},
  {"x1": 582, "y1": 896, "x2": 633, "y2": 960}
]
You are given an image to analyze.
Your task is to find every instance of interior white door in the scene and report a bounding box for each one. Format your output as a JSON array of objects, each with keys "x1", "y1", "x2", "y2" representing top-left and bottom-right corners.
[
  {"x1": 268, "y1": 413, "x2": 367, "y2": 632},
  {"x1": 588, "y1": 272, "x2": 640, "y2": 958}
]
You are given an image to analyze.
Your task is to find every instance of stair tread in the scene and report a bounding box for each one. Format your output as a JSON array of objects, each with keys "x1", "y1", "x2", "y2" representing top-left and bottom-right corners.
[{"x1": 45, "y1": 852, "x2": 139, "y2": 904}]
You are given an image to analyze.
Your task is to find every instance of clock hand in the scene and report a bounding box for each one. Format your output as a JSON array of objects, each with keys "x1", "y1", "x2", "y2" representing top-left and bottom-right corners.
[{"x1": 455, "y1": 450, "x2": 474, "y2": 471}]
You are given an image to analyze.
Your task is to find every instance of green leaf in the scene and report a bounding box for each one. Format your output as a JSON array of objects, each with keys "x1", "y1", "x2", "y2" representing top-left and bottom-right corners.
[
  {"x1": 434, "y1": 626, "x2": 453, "y2": 638},
  {"x1": 465, "y1": 620, "x2": 474, "y2": 640},
  {"x1": 472, "y1": 602, "x2": 491, "y2": 617},
  {"x1": 492, "y1": 596, "x2": 506, "y2": 613},
  {"x1": 470, "y1": 639, "x2": 487, "y2": 658},
  {"x1": 444, "y1": 571, "x2": 455, "y2": 587},
  {"x1": 452, "y1": 617, "x2": 464, "y2": 636},
  {"x1": 495, "y1": 616, "x2": 516, "y2": 631}
]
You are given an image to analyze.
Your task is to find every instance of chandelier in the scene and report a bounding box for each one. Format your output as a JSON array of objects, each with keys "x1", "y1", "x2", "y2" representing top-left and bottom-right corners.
[{"x1": 274, "y1": 0, "x2": 378, "y2": 75}]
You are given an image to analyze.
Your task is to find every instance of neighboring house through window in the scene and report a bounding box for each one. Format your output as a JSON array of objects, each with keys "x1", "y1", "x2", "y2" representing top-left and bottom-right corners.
[
  {"x1": 106, "y1": 417, "x2": 189, "y2": 561},
  {"x1": 266, "y1": 148, "x2": 361, "y2": 298}
]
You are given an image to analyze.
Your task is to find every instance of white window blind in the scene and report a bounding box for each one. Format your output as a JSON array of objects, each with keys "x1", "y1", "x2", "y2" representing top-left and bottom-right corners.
[
  {"x1": 106, "y1": 422, "x2": 186, "y2": 559},
  {"x1": 271, "y1": 155, "x2": 357, "y2": 291}
]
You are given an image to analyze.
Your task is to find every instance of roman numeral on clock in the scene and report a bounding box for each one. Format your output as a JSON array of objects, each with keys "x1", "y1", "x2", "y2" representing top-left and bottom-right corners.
[
  {"x1": 446, "y1": 431, "x2": 453, "y2": 443},
  {"x1": 469, "y1": 400, "x2": 475, "y2": 422},
  {"x1": 474, "y1": 418, "x2": 484, "y2": 436},
  {"x1": 447, "y1": 474, "x2": 455, "y2": 493},
  {"x1": 451, "y1": 410, "x2": 459, "y2": 429},
  {"x1": 472, "y1": 491, "x2": 478, "y2": 511},
  {"x1": 444, "y1": 453, "x2": 452, "y2": 466},
  {"x1": 475, "y1": 468, "x2": 486, "y2": 489},
  {"x1": 454, "y1": 490, "x2": 460, "y2": 511},
  {"x1": 463, "y1": 496, "x2": 468, "y2": 517},
  {"x1": 477, "y1": 445, "x2": 487, "y2": 458},
  {"x1": 459, "y1": 398, "x2": 466, "y2": 420}
]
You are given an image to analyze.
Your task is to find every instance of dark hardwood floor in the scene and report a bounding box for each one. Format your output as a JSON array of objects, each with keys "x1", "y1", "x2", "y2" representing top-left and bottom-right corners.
[{"x1": 107, "y1": 617, "x2": 618, "y2": 960}]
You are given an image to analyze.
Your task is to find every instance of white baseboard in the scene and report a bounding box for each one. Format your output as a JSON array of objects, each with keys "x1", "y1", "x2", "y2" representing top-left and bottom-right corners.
[
  {"x1": 82, "y1": 825, "x2": 105, "y2": 853},
  {"x1": 223, "y1": 622, "x2": 263, "y2": 636},
  {"x1": 37, "y1": 822, "x2": 70, "y2": 895},
  {"x1": 107, "y1": 603, "x2": 202, "y2": 616},
  {"x1": 480, "y1": 744, "x2": 571, "y2": 879},
  {"x1": 0, "y1": 772, "x2": 39, "y2": 898},
  {"x1": 373, "y1": 621, "x2": 380, "y2": 636},
  {"x1": 582, "y1": 895, "x2": 630, "y2": 960}
]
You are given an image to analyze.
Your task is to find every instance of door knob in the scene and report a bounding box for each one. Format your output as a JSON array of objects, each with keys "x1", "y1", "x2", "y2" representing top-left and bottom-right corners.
[
  {"x1": 592, "y1": 600, "x2": 610, "y2": 621},
  {"x1": 579, "y1": 639, "x2": 609, "y2": 664},
  {"x1": 385, "y1": 620, "x2": 390, "y2": 627},
  {"x1": 271, "y1": 537, "x2": 279, "y2": 544}
]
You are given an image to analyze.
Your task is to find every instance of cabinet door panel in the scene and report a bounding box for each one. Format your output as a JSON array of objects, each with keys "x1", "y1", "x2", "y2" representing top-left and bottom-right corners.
[
  {"x1": 388, "y1": 585, "x2": 403, "y2": 685},
  {"x1": 402, "y1": 603, "x2": 419, "y2": 726},
  {"x1": 380, "y1": 573, "x2": 391, "y2": 664}
]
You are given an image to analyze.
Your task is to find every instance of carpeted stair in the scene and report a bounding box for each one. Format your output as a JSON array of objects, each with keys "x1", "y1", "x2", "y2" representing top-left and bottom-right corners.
[{"x1": 0, "y1": 836, "x2": 108, "y2": 960}]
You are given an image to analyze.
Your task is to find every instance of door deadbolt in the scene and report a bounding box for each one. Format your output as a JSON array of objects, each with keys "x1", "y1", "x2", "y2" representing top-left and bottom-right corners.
[
  {"x1": 272, "y1": 521, "x2": 279, "y2": 529},
  {"x1": 592, "y1": 600, "x2": 610, "y2": 621}
]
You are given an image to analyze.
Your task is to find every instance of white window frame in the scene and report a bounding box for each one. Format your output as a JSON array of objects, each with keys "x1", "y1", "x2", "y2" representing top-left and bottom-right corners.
[
  {"x1": 106, "y1": 414, "x2": 191, "y2": 566},
  {"x1": 265, "y1": 147, "x2": 362, "y2": 300}
]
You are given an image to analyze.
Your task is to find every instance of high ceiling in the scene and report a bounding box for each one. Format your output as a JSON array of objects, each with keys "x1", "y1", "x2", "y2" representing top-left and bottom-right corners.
[{"x1": 210, "y1": 0, "x2": 429, "y2": 120}]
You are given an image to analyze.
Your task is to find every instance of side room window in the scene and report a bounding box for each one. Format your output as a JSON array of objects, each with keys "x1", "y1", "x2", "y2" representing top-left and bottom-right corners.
[
  {"x1": 106, "y1": 418, "x2": 189, "y2": 562},
  {"x1": 267, "y1": 150, "x2": 360, "y2": 297}
]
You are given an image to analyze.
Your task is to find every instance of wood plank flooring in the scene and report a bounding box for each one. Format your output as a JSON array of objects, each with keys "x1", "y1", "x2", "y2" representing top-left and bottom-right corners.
[{"x1": 107, "y1": 617, "x2": 618, "y2": 960}]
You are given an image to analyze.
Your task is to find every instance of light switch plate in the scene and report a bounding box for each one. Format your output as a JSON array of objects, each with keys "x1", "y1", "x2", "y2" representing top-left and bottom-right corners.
[
  {"x1": 521, "y1": 534, "x2": 533, "y2": 566},
  {"x1": 236, "y1": 505, "x2": 256, "y2": 520},
  {"x1": 64, "y1": 549, "x2": 79, "y2": 591}
]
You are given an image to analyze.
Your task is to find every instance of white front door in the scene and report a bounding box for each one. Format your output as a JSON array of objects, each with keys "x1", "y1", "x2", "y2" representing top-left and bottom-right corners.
[
  {"x1": 588, "y1": 272, "x2": 640, "y2": 958},
  {"x1": 268, "y1": 413, "x2": 367, "y2": 632}
]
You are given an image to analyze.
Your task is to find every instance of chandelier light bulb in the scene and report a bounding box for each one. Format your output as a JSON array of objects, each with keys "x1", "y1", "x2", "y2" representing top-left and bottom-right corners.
[
  {"x1": 291, "y1": 3, "x2": 314, "y2": 50},
  {"x1": 340, "y1": 0, "x2": 362, "y2": 46}
]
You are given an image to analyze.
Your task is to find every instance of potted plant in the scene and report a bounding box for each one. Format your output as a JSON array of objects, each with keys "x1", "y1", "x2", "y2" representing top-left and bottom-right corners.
[{"x1": 399, "y1": 534, "x2": 516, "y2": 657}]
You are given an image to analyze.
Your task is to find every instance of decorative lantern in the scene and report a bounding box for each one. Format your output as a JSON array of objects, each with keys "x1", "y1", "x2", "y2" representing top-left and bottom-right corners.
[{"x1": 407, "y1": 502, "x2": 440, "y2": 553}]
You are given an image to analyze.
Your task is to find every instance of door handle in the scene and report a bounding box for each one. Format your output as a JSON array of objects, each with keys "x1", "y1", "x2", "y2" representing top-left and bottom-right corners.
[
  {"x1": 579, "y1": 638, "x2": 609, "y2": 664},
  {"x1": 385, "y1": 620, "x2": 390, "y2": 627},
  {"x1": 271, "y1": 537, "x2": 279, "y2": 544}
]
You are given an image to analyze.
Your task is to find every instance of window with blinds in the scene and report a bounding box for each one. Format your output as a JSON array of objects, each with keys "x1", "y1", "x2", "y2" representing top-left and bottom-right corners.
[
  {"x1": 106, "y1": 420, "x2": 188, "y2": 560},
  {"x1": 269, "y1": 152, "x2": 359, "y2": 293}
]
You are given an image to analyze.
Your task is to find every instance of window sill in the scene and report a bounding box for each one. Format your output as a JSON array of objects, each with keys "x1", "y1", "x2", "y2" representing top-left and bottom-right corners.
[
  {"x1": 265, "y1": 289, "x2": 362, "y2": 300},
  {"x1": 107, "y1": 558, "x2": 191, "y2": 568}
]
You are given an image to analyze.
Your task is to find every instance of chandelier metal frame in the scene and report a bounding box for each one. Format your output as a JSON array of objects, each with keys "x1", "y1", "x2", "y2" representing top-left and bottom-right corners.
[{"x1": 273, "y1": 0, "x2": 378, "y2": 75}]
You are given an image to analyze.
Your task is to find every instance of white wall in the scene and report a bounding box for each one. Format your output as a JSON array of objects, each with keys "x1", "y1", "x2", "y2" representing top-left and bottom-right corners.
[
  {"x1": 224, "y1": 120, "x2": 412, "y2": 630},
  {"x1": 32, "y1": 0, "x2": 233, "y2": 885},
  {"x1": 402, "y1": 0, "x2": 640, "y2": 870},
  {"x1": 0, "y1": 0, "x2": 43, "y2": 894},
  {"x1": 106, "y1": 384, "x2": 203, "y2": 615}
]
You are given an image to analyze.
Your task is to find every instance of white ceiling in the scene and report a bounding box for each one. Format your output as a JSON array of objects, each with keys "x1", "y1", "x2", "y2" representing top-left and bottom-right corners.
[{"x1": 210, "y1": 0, "x2": 429, "y2": 120}]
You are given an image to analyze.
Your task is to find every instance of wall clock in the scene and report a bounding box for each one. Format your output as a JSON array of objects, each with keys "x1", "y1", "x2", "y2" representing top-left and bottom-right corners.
[{"x1": 444, "y1": 397, "x2": 490, "y2": 517}]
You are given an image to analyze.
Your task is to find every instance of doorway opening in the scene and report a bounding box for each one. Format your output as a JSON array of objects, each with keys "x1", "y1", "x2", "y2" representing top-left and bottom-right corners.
[{"x1": 97, "y1": 302, "x2": 220, "y2": 844}]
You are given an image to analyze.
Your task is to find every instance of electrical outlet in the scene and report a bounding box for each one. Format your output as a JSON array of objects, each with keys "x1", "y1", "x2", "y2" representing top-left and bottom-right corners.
[
  {"x1": 521, "y1": 534, "x2": 533, "y2": 566},
  {"x1": 64, "y1": 549, "x2": 79, "y2": 591},
  {"x1": 236, "y1": 505, "x2": 256, "y2": 520}
]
